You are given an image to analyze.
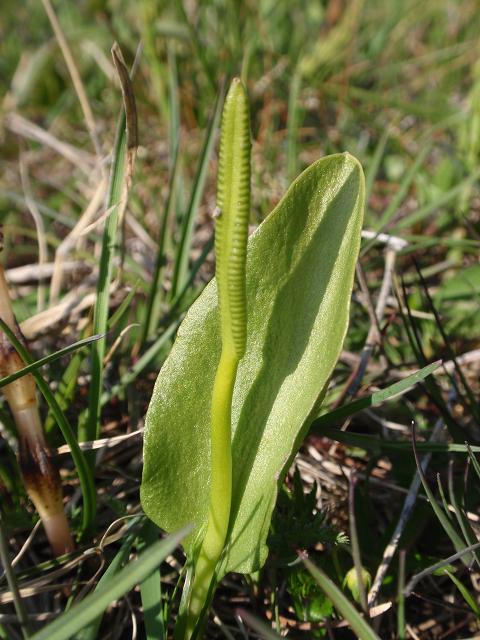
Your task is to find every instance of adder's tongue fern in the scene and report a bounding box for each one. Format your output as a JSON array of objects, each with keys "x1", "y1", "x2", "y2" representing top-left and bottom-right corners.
[
  {"x1": 185, "y1": 77, "x2": 251, "y2": 637},
  {"x1": 0, "y1": 244, "x2": 73, "y2": 556}
]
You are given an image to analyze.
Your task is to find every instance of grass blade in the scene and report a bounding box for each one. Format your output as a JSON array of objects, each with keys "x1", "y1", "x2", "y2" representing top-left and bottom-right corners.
[
  {"x1": 83, "y1": 112, "x2": 127, "y2": 450},
  {"x1": 412, "y1": 423, "x2": 473, "y2": 566},
  {"x1": 142, "y1": 141, "x2": 180, "y2": 343},
  {"x1": 444, "y1": 569, "x2": 480, "y2": 616},
  {"x1": 311, "y1": 360, "x2": 441, "y2": 430},
  {"x1": 29, "y1": 526, "x2": 190, "y2": 640},
  {"x1": 99, "y1": 319, "x2": 179, "y2": 409},
  {"x1": 170, "y1": 235, "x2": 214, "y2": 312},
  {"x1": 76, "y1": 519, "x2": 140, "y2": 640},
  {"x1": 237, "y1": 609, "x2": 282, "y2": 639},
  {"x1": 396, "y1": 278, "x2": 467, "y2": 443},
  {"x1": 138, "y1": 520, "x2": 165, "y2": 640},
  {"x1": 286, "y1": 68, "x2": 301, "y2": 184},
  {"x1": 404, "y1": 541, "x2": 480, "y2": 596},
  {"x1": 0, "y1": 333, "x2": 102, "y2": 390},
  {"x1": 412, "y1": 258, "x2": 480, "y2": 424},
  {"x1": 349, "y1": 474, "x2": 368, "y2": 613},
  {"x1": 0, "y1": 318, "x2": 95, "y2": 533},
  {"x1": 45, "y1": 343, "x2": 87, "y2": 435},
  {"x1": 436, "y1": 474, "x2": 454, "y2": 523},
  {"x1": 393, "y1": 166, "x2": 480, "y2": 230},
  {"x1": 362, "y1": 143, "x2": 431, "y2": 254},
  {"x1": 302, "y1": 556, "x2": 381, "y2": 640},
  {"x1": 466, "y1": 443, "x2": 480, "y2": 482},
  {"x1": 447, "y1": 461, "x2": 480, "y2": 568},
  {"x1": 397, "y1": 550, "x2": 406, "y2": 640},
  {"x1": 108, "y1": 284, "x2": 139, "y2": 331},
  {"x1": 84, "y1": 42, "x2": 139, "y2": 458},
  {"x1": 319, "y1": 426, "x2": 480, "y2": 454},
  {"x1": 0, "y1": 516, "x2": 31, "y2": 638},
  {"x1": 170, "y1": 86, "x2": 223, "y2": 298},
  {"x1": 364, "y1": 127, "x2": 390, "y2": 210}
]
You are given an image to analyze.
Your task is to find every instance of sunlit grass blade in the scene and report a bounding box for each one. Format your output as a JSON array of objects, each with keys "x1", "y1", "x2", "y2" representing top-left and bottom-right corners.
[
  {"x1": 364, "y1": 127, "x2": 390, "y2": 213},
  {"x1": 45, "y1": 344, "x2": 86, "y2": 435},
  {"x1": 311, "y1": 360, "x2": 441, "y2": 430},
  {"x1": 142, "y1": 141, "x2": 180, "y2": 343},
  {"x1": 348, "y1": 475, "x2": 368, "y2": 613},
  {"x1": 168, "y1": 42, "x2": 180, "y2": 162},
  {"x1": 302, "y1": 556, "x2": 381, "y2": 640},
  {"x1": 138, "y1": 520, "x2": 165, "y2": 640},
  {"x1": 141, "y1": 44, "x2": 180, "y2": 345},
  {"x1": 84, "y1": 41, "x2": 138, "y2": 463},
  {"x1": 0, "y1": 318, "x2": 95, "y2": 534},
  {"x1": 29, "y1": 526, "x2": 190, "y2": 640},
  {"x1": 76, "y1": 519, "x2": 140, "y2": 640},
  {"x1": 108, "y1": 284, "x2": 139, "y2": 331},
  {"x1": 0, "y1": 333, "x2": 102, "y2": 390},
  {"x1": 83, "y1": 111, "x2": 127, "y2": 452},
  {"x1": 170, "y1": 86, "x2": 223, "y2": 298},
  {"x1": 170, "y1": 235, "x2": 214, "y2": 312}
]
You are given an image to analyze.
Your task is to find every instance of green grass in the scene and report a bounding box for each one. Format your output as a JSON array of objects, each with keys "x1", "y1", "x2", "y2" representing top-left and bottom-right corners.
[{"x1": 0, "y1": 0, "x2": 479, "y2": 637}]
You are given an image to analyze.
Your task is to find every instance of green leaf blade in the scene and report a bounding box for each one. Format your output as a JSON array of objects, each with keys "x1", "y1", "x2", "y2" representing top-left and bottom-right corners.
[{"x1": 141, "y1": 152, "x2": 365, "y2": 574}]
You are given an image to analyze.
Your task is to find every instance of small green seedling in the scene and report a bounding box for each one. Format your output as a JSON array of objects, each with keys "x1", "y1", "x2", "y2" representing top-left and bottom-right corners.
[{"x1": 141, "y1": 77, "x2": 365, "y2": 638}]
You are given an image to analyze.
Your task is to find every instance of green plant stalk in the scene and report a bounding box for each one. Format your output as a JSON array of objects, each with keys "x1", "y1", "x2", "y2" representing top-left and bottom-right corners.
[
  {"x1": 185, "y1": 77, "x2": 251, "y2": 638},
  {"x1": 185, "y1": 353, "x2": 236, "y2": 629},
  {"x1": 83, "y1": 117, "x2": 127, "y2": 453}
]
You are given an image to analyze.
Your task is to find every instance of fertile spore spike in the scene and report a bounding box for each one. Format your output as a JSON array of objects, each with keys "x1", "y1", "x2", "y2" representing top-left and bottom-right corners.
[{"x1": 215, "y1": 77, "x2": 251, "y2": 359}]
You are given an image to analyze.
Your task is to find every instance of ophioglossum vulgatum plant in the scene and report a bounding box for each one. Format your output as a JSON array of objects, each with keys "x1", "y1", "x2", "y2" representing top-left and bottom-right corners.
[
  {"x1": 0, "y1": 230, "x2": 73, "y2": 556},
  {"x1": 184, "y1": 77, "x2": 251, "y2": 637}
]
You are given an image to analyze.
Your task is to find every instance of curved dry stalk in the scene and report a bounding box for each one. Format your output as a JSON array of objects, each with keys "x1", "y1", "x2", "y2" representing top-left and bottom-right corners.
[{"x1": 0, "y1": 254, "x2": 73, "y2": 556}]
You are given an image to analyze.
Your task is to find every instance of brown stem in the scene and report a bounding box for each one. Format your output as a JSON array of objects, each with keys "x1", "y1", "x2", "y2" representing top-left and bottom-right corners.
[{"x1": 0, "y1": 262, "x2": 73, "y2": 556}]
